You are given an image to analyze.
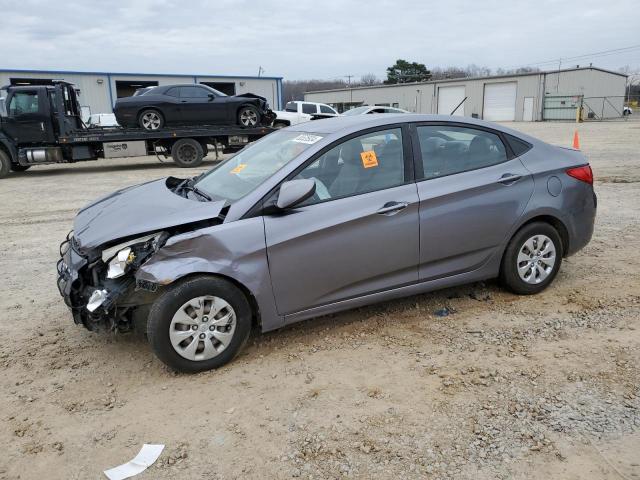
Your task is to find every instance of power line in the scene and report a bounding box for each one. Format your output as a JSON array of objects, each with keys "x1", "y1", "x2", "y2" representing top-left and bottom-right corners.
[{"x1": 503, "y1": 44, "x2": 640, "y2": 70}]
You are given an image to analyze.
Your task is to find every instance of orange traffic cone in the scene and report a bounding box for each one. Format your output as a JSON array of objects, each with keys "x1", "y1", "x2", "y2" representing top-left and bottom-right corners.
[{"x1": 572, "y1": 130, "x2": 581, "y2": 150}]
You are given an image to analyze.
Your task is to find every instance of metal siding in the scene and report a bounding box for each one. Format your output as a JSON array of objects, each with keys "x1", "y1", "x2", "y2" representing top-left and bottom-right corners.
[{"x1": 0, "y1": 70, "x2": 279, "y2": 116}]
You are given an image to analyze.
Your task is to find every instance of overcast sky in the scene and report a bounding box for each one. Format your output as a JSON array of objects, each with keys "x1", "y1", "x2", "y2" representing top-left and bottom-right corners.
[{"x1": 1, "y1": 0, "x2": 638, "y2": 80}]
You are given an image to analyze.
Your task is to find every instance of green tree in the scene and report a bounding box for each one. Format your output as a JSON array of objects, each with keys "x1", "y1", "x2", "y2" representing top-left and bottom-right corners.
[{"x1": 385, "y1": 59, "x2": 432, "y2": 84}]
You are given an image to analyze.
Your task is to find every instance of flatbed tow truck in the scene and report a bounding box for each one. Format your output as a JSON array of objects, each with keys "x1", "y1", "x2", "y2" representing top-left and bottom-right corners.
[{"x1": 0, "y1": 81, "x2": 275, "y2": 178}]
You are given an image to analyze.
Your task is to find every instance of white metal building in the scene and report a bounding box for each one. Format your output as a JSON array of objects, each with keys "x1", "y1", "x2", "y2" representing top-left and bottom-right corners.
[
  {"x1": 0, "y1": 69, "x2": 283, "y2": 116},
  {"x1": 304, "y1": 67, "x2": 627, "y2": 121}
]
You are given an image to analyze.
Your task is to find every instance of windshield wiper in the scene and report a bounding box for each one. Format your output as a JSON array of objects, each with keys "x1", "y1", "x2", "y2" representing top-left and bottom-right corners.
[{"x1": 179, "y1": 178, "x2": 212, "y2": 201}]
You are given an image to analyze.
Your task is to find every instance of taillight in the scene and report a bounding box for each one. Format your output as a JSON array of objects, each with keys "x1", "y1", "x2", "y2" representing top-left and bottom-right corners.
[{"x1": 566, "y1": 165, "x2": 593, "y2": 185}]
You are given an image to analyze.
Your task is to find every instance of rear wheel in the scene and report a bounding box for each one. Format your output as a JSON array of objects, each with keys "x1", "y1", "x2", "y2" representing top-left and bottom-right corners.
[
  {"x1": 237, "y1": 105, "x2": 260, "y2": 127},
  {"x1": 138, "y1": 109, "x2": 164, "y2": 131},
  {"x1": 0, "y1": 150, "x2": 11, "y2": 178},
  {"x1": 500, "y1": 222, "x2": 563, "y2": 295},
  {"x1": 171, "y1": 138, "x2": 204, "y2": 167},
  {"x1": 147, "y1": 276, "x2": 252, "y2": 373}
]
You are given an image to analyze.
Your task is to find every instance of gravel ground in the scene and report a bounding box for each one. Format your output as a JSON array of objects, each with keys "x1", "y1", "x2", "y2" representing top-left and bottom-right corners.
[{"x1": 0, "y1": 120, "x2": 638, "y2": 479}]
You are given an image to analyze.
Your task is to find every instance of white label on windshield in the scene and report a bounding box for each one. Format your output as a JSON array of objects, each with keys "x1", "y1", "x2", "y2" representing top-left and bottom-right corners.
[{"x1": 292, "y1": 134, "x2": 322, "y2": 145}]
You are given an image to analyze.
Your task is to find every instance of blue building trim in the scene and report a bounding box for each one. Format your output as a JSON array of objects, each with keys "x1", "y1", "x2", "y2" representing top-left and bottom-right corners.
[
  {"x1": 277, "y1": 78, "x2": 284, "y2": 110},
  {"x1": 0, "y1": 67, "x2": 283, "y2": 81},
  {"x1": 107, "y1": 73, "x2": 114, "y2": 110}
]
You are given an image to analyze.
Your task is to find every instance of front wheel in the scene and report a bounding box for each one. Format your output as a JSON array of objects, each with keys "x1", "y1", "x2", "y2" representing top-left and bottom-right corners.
[
  {"x1": 0, "y1": 150, "x2": 12, "y2": 178},
  {"x1": 237, "y1": 105, "x2": 260, "y2": 127},
  {"x1": 500, "y1": 222, "x2": 563, "y2": 295},
  {"x1": 147, "y1": 276, "x2": 252, "y2": 373}
]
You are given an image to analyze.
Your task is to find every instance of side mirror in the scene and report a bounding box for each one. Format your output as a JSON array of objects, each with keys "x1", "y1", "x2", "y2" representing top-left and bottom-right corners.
[
  {"x1": 276, "y1": 179, "x2": 316, "y2": 210},
  {"x1": 208, "y1": 93, "x2": 215, "y2": 101}
]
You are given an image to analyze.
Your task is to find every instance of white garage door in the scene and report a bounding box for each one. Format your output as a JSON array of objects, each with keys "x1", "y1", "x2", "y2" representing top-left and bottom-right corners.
[
  {"x1": 437, "y1": 85, "x2": 465, "y2": 116},
  {"x1": 483, "y1": 82, "x2": 517, "y2": 121}
]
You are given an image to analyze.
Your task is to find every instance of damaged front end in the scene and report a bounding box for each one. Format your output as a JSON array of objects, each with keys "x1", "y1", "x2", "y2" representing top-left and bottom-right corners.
[{"x1": 56, "y1": 230, "x2": 168, "y2": 332}]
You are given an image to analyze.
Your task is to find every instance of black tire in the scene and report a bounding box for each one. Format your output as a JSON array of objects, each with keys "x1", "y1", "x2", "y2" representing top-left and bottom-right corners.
[
  {"x1": 237, "y1": 105, "x2": 261, "y2": 127},
  {"x1": 171, "y1": 138, "x2": 204, "y2": 167},
  {"x1": 10, "y1": 164, "x2": 31, "y2": 172},
  {"x1": 138, "y1": 109, "x2": 164, "y2": 131},
  {"x1": 500, "y1": 222, "x2": 563, "y2": 295},
  {"x1": 147, "y1": 275, "x2": 252, "y2": 373},
  {"x1": 0, "y1": 150, "x2": 11, "y2": 178}
]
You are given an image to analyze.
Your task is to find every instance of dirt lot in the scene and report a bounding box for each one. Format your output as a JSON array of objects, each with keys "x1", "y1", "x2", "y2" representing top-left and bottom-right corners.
[{"x1": 0, "y1": 120, "x2": 639, "y2": 480}]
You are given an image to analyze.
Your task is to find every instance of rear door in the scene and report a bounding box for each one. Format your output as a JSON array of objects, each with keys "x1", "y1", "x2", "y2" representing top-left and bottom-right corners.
[
  {"x1": 412, "y1": 123, "x2": 533, "y2": 281},
  {"x1": 264, "y1": 126, "x2": 419, "y2": 315}
]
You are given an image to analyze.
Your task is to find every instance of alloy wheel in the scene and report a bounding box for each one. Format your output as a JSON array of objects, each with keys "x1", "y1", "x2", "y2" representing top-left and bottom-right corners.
[
  {"x1": 516, "y1": 234, "x2": 557, "y2": 284},
  {"x1": 141, "y1": 111, "x2": 162, "y2": 130},
  {"x1": 239, "y1": 108, "x2": 258, "y2": 126},
  {"x1": 169, "y1": 295, "x2": 237, "y2": 361}
]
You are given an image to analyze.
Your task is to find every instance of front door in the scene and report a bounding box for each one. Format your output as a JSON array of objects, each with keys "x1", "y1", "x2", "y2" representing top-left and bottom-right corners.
[
  {"x1": 413, "y1": 124, "x2": 534, "y2": 281},
  {"x1": 3, "y1": 89, "x2": 50, "y2": 144},
  {"x1": 264, "y1": 126, "x2": 420, "y2": 315},
  {"x1": 179, "y1": 86, "x2": 224, "y2": 124}
]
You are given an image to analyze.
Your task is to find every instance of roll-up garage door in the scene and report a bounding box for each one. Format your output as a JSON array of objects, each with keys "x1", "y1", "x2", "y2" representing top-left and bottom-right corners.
[
  {"x1": 437, "y1": 85, "x2": 465, "y2": 116},
  {"x1": 483, "y1": 82, "x2": 517, "y2": 121}
]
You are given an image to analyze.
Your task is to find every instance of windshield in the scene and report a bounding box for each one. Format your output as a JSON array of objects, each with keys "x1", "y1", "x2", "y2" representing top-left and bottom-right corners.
[
  {"x1": 342, "y1": 106, "x2": 369, "y2": 116},
  {"x1": 195, "y1": 130, "x2": 324, "y2": 203}
]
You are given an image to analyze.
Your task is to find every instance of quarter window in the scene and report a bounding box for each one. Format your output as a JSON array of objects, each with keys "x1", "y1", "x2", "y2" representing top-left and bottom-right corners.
[
  {"x1": 417, "y1": 125, "x2": 507, "y2": 180},
  {"x1": 294, "y1": 128, "x2": 405, "y2": 204},
  {"x1": 8, "y1": 91, "x2": 39, "y2": 116},
  {"x1": 302, "y1": 103, "x2": 317, "y2": 114}
]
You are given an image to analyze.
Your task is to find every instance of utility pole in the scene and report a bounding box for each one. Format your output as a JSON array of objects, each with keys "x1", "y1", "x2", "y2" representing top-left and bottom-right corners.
[
  {"x1": 345, "y1": 75, "x2": 354, "y2": 104},
  {"x1": 258, "y1": 66, "x2": 264, "y2": 77},
  {"x1": 556, "y1": 58, "x2": 562, "y2": 92}
]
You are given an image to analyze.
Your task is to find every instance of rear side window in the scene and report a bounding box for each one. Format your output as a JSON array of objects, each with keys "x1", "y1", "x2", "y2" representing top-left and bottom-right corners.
[
  {"x1": 505, "y1": 133, "x2": 532, "y2": 157},
  {"x1": 8, "y1": 91, "x2": 39, "y2": 116},
  {"x1": 302, "y1": 103, "x2": 317, "y2": 114},
  {"x1": 417, "y1": 125, "x2": 508, "y2": 180}
]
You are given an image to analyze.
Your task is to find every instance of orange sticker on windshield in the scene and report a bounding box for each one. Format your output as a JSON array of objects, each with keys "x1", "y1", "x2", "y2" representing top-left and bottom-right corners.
[
  {"x1": 230, "y1": 164, "x2": 247, "y2": 174},
  {"x1": 360, "y1": 150, "x2": 378, "y2": 168}
]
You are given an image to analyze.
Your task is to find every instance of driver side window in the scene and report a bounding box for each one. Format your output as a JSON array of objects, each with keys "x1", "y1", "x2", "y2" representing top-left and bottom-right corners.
[
  {"x1": 9, "y1": 92, "x2": 39, "y2": 116},
  {"x1": 294, "y1": 128, "x2": 406, "y2": 205}
]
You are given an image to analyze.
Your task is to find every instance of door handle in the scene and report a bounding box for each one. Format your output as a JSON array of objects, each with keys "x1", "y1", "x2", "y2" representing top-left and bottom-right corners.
[
  {"x1": 377, "y1": 201, "x2": 409, "y2": 215},
  {"x1": 498, "y1": 173, "x2": 522, "y2": 185}
]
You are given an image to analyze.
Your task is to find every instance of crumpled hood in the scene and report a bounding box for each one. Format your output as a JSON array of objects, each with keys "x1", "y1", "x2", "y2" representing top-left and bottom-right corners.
[
  {"x1": 234, "y1": 93, "x2": 267, "y2": 103},
  {"x1": 73, "y1": 178, "x2": 226, "y2": 252}
]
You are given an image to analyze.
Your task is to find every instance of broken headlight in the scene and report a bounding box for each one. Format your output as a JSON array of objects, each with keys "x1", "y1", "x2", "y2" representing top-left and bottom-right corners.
[{"x1": 102, "y1": 232, "x2": 165, "y2": 279}]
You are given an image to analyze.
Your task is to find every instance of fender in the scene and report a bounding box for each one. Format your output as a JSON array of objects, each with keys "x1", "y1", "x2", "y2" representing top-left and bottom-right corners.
[{"x1": 135, "y1": 216, "x2": 283, "y2": 332}]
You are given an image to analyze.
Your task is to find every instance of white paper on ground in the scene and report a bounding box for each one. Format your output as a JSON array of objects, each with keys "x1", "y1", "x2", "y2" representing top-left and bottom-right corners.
[{"x1": 103, "y1": 444, "x2": 165, "y2": 480}]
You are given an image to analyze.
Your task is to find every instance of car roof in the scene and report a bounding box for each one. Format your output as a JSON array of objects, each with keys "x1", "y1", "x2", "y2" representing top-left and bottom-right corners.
[{"x1": 290, "y1": 114, "x2": 539, "y2": 143}]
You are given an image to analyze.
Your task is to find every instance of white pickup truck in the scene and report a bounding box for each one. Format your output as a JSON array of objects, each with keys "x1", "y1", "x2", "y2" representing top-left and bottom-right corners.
[{"x1": 273, "y1": 101, "x2": 339, "y2": 128}]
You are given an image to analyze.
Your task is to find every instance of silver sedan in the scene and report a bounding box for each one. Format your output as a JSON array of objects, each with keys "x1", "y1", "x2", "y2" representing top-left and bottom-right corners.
[{"x1": 58, "y1": 114, "x2": 596, "y2": 372}]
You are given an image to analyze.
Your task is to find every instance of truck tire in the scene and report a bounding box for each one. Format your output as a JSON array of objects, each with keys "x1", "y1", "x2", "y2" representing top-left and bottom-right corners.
[
  {"x1": 0, "y1": 150, "x2": 11, "y2": 178},
  {"x1": 11, "y1": 164, "x2": 31, "y2": 172},
  {"x1": 138, "y1": 109, "x2": 164, "y2": 131},
  {"x1": 171, "y1": 138, "x2": 204, "y2": 167},
  {"x1": 237, "y1": 105, "x2": 260, "y2": 127}
]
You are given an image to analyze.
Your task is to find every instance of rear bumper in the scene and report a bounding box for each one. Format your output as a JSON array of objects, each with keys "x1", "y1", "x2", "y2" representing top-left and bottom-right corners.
[{"x1": 565, "y1": 188, "x2": 597, "y2": 256}]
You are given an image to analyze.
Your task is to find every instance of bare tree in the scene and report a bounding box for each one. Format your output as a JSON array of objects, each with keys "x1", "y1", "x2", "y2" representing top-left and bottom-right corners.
[{"x1": 359, "y1": 73, "x2": 380, "y2": 86}]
